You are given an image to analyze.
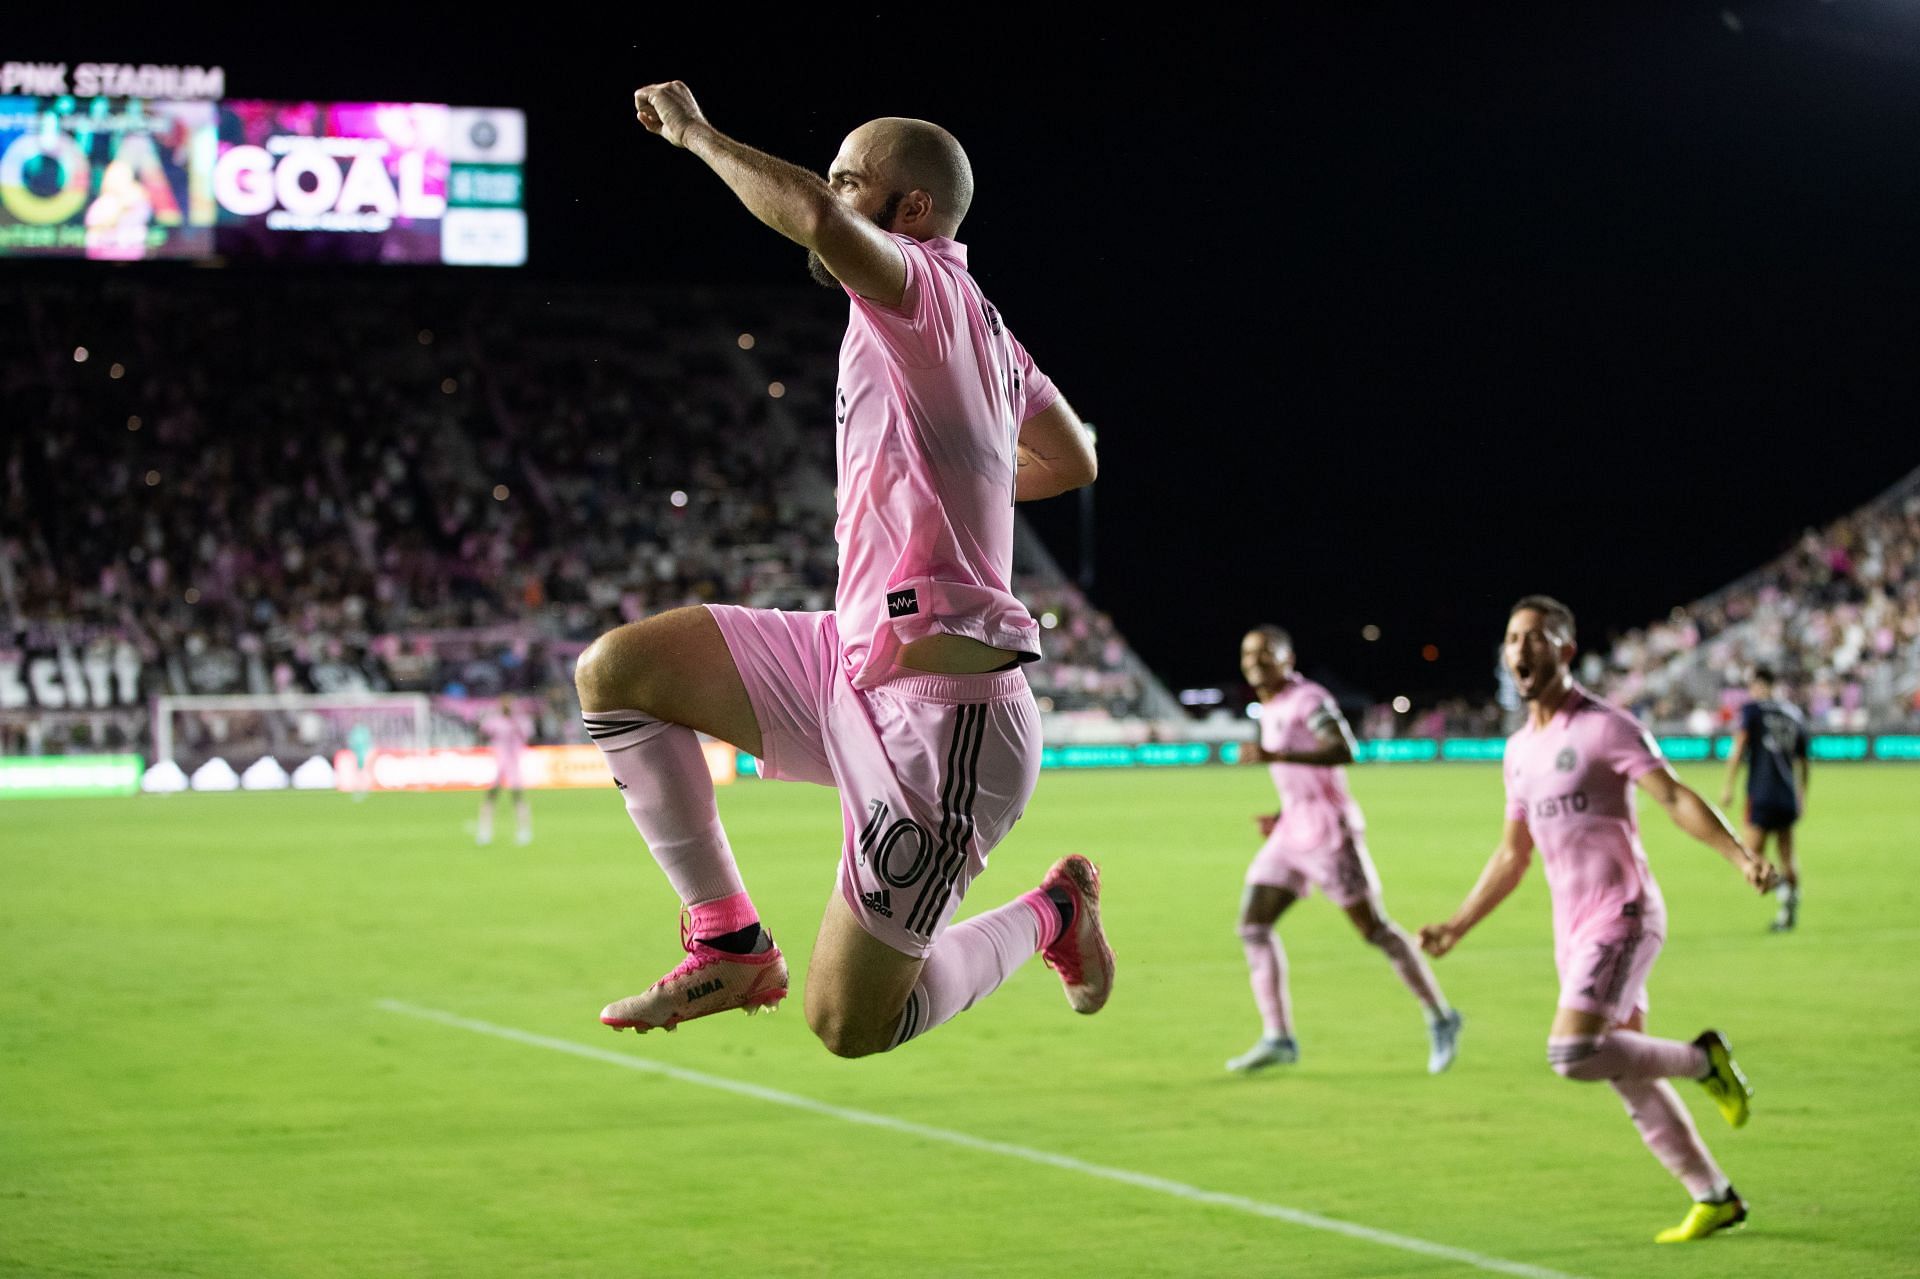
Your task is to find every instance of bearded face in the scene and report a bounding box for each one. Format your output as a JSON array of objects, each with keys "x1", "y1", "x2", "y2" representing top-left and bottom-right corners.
[{"x1": 807, "y1": 190, "x2": 906, "y2": 287}]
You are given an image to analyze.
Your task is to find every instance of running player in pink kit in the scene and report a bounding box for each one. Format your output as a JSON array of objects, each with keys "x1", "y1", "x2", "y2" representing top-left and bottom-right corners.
[
  {"x1": 1419, "y1": 597, "x2": 1778, "y2": 1244},
  {"x1": 572, "y1": 82, "x2": 1112, "y2": 1056},
  {"x1": 1229, "y1": 627, "x2": 1462, "y2": 1074},
  {"x1": 476, "y1": 695, "x2": 533, "y2": 847}
]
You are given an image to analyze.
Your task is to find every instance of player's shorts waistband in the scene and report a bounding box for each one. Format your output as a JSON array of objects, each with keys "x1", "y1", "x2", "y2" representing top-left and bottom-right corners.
[{"x1": 878, "y1": 668, "x2": 1031, "y2": 705}]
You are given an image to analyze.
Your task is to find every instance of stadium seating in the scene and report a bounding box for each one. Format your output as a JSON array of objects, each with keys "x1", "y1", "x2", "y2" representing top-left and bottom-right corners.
[
  {"x1": 1, "y1": 274, "x2": 1169, "y2": 758},
  {"x1": 1587, "y1": 469, "x2": 1920, "y2": 732}
]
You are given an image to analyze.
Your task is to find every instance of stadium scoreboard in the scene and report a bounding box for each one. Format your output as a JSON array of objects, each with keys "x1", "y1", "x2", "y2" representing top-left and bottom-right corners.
[{"x1": 0, "y1": 94, "x2": 525, "y2": 265}]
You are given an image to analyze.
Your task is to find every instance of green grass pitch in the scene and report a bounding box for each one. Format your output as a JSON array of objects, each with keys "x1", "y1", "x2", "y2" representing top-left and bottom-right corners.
[{"x1": 3, "y1": 764, "x2": 1916, "y2": 1277}]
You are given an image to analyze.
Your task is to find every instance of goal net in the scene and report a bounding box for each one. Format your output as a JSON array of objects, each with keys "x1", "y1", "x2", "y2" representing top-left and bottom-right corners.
[{"x1": 152, "y1": 693, "x2": 432, "y2": 779}]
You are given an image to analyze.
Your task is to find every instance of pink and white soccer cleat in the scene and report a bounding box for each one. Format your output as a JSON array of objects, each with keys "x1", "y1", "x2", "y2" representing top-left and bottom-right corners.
[
  {"x1": 600, "y1": 916, "x2": 788, "y2": 1034},
  {"x1": 1039, "y1": 855, "x2": 1115, "y2": 1015}
]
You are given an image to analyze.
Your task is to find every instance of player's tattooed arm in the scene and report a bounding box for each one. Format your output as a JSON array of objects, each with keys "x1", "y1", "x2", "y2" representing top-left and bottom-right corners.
[
  {"x1": 1015, "y1": 398, "x2": 1098, "y2": 501},
  {"x1": 1635, "y1": 766, "x2": 1777, "y2": 894},
  {"x1": 1419, "y1": 818, "x2": 1534, "y2": 957},
  {"x1": 632, "y1": 81, "x2": 907, "y2": 304}
]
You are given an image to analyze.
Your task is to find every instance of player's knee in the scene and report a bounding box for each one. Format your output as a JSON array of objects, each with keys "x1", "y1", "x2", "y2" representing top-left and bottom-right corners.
[
  {"x1": 575, "y1": 631, "x2": 647, "y2": 711},
  {"x1": 1363, "y1": 921, "x2": 1398, "y2": 950},
  {"x1": 577, "y1": 625, "x2": 671, "y2": 713},
  {"x1": 805, "y1": 1002, "x2": 892, "y2": 1059},
  {"x1": 573, "y1": 634, "x2": 615, "y2": 704},
  {"x1": 1237, "y1": 922, "x2": 1271, "y2": 944},
  {"x1": 1547, "y1": 1035, "x2": 1607, "y2": 1080}
]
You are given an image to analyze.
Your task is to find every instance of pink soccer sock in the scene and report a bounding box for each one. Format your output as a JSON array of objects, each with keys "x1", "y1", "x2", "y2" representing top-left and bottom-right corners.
[
  {"x1": 1370, "y1": 922, "x2": 1448, "y2": 1016},
  {"x1": 888, "y1": 895, "x2": 1048, "y2": 1049},
  {"x1": 583, "y1": 710, "x2": 751, "y2": 919},
  {"x1": 1238, "y1": 923, "x2": 1293, "y2": 1038},
  {"x1": 1548, "y1": 1031, "x2": 1708, "y2": 1081},
  {"x1": 1612, "y1": 1078, "x2": 1730, "y2": 1200}
]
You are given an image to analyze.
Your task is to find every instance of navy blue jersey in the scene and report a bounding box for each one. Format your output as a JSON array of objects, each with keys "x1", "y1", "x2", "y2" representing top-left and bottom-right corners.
[{"x1": 1740, "y1": 698, "x2": 1807, "y2": 809}]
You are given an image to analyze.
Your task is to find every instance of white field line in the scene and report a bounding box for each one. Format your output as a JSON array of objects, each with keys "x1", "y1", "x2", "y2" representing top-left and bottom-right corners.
[{"x1": 376, "y1": 999, "x2": 1585, "y2": 1279}]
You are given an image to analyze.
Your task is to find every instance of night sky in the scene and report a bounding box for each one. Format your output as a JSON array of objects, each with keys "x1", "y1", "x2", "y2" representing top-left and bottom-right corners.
[{"x1": 20, "y1": 5, "x2": 1920, "y2": 700}]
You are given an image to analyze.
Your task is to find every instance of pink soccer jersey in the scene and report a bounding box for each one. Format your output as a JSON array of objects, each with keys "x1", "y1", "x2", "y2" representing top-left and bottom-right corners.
[
  {"x1": 1503, "y1": 685, "x2": 1670, "y2": 939},
  {"x1": 834, "y1": 234, "x2": 1058, "y2": 687},
  {"x1": 481, "y1": 709, "x2": 532, "y2": 755},
  {"x1": 1261, "y1": 677, "x2": 1362, "y2": 822},
  {"x1": 480, "y1": 707, "x2": 532, "y2": 786}
]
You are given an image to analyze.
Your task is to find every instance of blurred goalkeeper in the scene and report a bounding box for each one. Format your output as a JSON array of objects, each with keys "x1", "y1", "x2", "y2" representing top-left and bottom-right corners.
[
  {"x1": 1420, "y1": 596, "x2": 1777, "y2": 1244},
  {"x1": 574, "y1": 82, "x2": 1109, "y2": 1055}
]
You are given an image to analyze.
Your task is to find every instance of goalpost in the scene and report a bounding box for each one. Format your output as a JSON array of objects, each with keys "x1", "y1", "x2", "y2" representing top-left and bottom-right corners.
[{"x1": 152, "y1": 693, "x2": 433, "y2": 778}]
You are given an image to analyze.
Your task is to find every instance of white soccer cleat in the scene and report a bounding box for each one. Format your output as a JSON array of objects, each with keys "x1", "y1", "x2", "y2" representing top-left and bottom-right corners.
[
  {"x1": 1427, "y1": 1008, "x2": 1464, "y2": 1074},
  {"x1": 1227, "y1": 1036, "x2": 1299, "y2": 1072}
]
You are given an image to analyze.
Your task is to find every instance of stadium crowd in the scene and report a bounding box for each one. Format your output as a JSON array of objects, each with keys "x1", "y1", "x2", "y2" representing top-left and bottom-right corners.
[
  {"x1": 1581, "y1": 478, "x2": 1920, "y2": 733},
  {"x1": 1338, "y1": 477, "x2": 1919, "y2": 740},
  {"x1": 2, "y1": 275, "x2": 1155, "y2": 758},
  {"x1": 3, "y1": 275, "x2": 1911, "y2": 759}
]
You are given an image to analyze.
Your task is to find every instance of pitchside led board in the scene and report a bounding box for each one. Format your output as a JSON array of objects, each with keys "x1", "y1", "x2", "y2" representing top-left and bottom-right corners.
[{"x1": 0, "y1": 96, "x2": 525, "y2": 265}]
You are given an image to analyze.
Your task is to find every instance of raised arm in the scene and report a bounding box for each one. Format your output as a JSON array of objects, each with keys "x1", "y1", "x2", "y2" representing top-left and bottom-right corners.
[
  {"x1": 1015, "y1": 397, "x2": 1098, "y2": 501},
  {"x1": 1419, "y1": 818, "x2": 1536, "y2": 957},
  {"x1": 633, "y1": 81, "x2": 906, "y2": 305},
  {"x1": 1636, "y1": 764, "x2": 1776, "y2": 893}
]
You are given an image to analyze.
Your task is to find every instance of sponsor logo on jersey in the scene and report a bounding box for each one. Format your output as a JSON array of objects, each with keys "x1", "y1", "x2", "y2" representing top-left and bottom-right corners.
[{"x1": 887, "y1": 588, "x2": 919, "y2": 618}]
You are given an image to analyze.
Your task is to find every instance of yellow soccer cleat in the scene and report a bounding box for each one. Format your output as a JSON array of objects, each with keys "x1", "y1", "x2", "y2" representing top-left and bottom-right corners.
[
  {"x1": 1655, "y1": 1194, "x2": 1747, "y2": 1244},
  {"x1": 1694, "y1": 1030, "x2": 1753, "y2": 1128}
]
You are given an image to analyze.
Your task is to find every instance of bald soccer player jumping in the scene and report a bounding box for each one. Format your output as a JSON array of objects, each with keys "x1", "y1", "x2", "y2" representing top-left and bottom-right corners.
[{"x1": 574, "y1": 83, "x2": 1113, "y2": 1057}]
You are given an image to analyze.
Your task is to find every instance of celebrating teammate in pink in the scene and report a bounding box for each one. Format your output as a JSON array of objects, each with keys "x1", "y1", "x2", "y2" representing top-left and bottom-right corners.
[
  {"x1": 573, "y1": 82, "x2": 1111, "y2": 1053},
  {"x1": 476, "y1": 695, "x2": 533, "y2": 847},
  {"x1": 1419, "y1": 596, "x2": 1778, "y2": 1244},
  {"x1": 1229, "y1": 627, "x2": 1461, "y2": 1074}
]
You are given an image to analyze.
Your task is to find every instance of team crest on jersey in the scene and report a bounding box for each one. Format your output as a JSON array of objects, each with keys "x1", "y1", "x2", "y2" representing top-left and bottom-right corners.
[
  {"x1": 1555, "y1": 747, "x2": 1578, "y2": 772},
  {"x1": 887, "y1": 588, "x2": 919, "y2": 618}
]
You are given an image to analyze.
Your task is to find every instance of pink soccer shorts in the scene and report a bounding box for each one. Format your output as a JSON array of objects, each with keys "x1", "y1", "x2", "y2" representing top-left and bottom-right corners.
[{"x1": 708, "y1": 604, "x2": 1042, "y2": 958}]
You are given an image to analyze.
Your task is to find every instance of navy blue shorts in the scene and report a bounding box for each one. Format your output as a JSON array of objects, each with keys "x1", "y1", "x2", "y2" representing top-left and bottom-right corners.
[{"x1": 1746, "y1": 800, "x2": 1799, "y2": 833}]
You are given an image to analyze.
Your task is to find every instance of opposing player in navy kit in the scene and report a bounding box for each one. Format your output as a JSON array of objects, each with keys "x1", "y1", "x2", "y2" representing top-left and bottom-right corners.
[{"x1": 1719, "y1": 666, "x2": 1810, "y2": 932}]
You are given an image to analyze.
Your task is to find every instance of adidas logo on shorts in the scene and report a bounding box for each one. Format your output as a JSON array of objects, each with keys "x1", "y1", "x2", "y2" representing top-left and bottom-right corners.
[{"x1": 861, "y1": 889, "x2": 894, "y2": 918}]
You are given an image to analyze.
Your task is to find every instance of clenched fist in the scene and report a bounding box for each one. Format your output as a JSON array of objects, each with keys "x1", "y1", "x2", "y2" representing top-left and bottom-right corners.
[
  {"x1": 1417, "y1": 921, "x2": 1462, "y2": 958},
  {"x1": 633, "y1": 81, "x2": 709, "y2": 147}
]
